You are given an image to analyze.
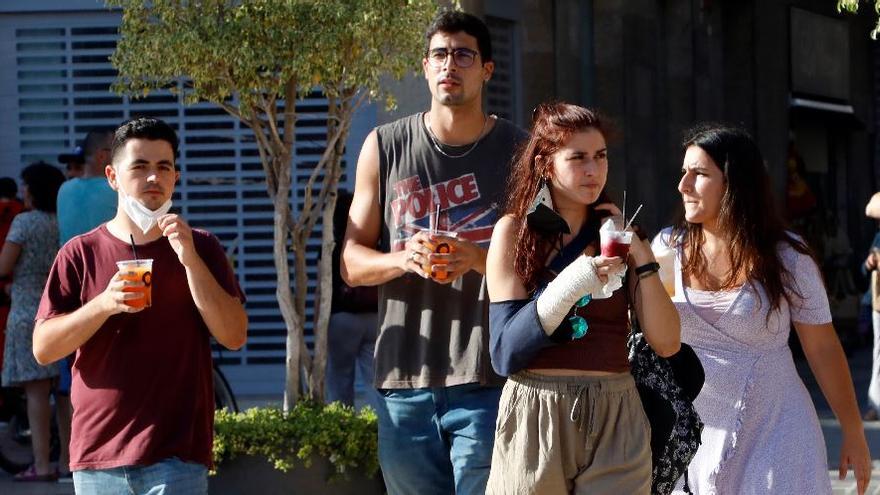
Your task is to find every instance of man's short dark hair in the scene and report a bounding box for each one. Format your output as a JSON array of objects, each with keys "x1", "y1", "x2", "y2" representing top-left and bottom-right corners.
[
  {"x1": 82, "y1": 129, "x2": 114, "y2": 161},
  {"x1": 111, "y1": 117, "x2": 179, "y2": 164},
  {"x1": 425, "y1": 10, "x2": 492, "y2": 63}
]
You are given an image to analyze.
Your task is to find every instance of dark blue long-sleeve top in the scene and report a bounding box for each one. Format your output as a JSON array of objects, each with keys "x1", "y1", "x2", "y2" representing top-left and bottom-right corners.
[{"x1": 489, "y1": 226, "x2": 596, "y2": 377}]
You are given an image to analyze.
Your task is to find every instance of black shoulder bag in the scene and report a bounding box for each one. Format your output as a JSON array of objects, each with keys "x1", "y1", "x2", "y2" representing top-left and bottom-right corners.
[{"x1": 628, "y1": 287, "x2": 705, "y2": 495}]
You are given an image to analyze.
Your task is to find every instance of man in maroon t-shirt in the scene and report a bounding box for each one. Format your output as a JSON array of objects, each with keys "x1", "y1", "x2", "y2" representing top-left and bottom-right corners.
[{"x1": 32, "y1": 117, "x2": 247, "y2": 494}]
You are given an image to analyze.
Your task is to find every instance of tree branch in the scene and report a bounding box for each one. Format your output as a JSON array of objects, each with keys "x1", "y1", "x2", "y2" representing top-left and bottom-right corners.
[
  {"x1": 217, "y1": 100, "x2": 245, "y2": 122},
  {"x1": 246, "y1": 113, "x2": 279, "y2": 198},
  {"x1": 294, "y1": 91, "x2": 339, "y2": 235},
  {"x1": 283, "y1": 78, "x2": 297, "y2": 153},
  {"x1": 263, "y1": 93, "x2": 287, "y2": 154},
  {"x1": 296, "y1": 114, "x2": 344, "y2": 233},
  {"x1": 303, "y1": 101, "x2": 352, "y2": 236}
]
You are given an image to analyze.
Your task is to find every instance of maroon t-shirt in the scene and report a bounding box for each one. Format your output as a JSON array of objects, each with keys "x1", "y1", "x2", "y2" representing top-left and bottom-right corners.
[{"x1": 36, "y1": 225, "x2": 244, "y2": 470}]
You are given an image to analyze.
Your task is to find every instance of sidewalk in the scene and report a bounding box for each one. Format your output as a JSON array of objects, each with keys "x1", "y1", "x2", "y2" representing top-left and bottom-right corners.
[
  {"x1": 0, "y1": 472, "x2": 72, "y2": 495},
  {"x1": 1, "y1": 347, "x2": 878, "y2": 494},
  {"x1": 830, "y1": 459, "x2": 880, "y2": 494},
  {"x1": 802, "y1": 342, "x2": 880, "y2": 493}
]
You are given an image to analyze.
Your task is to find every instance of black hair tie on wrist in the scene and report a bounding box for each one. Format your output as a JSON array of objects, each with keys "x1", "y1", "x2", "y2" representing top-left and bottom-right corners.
[{"x1": 635, "y1": 261, "x2": 660, "y2": 278}]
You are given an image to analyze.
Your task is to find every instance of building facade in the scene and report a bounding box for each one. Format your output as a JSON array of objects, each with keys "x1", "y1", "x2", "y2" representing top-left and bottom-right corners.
[
  {"x1": 472, "y1": 0, "x2": 878, "y2": 329},
  {"x1": 0, "y1": 0, "x2": 875, "y2": 394},
  {"x1": 0, "y1": 0, "x2": 377, "y2": 394}
]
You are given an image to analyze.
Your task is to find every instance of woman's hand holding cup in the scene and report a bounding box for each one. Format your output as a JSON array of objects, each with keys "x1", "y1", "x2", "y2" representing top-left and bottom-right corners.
[
  {"x1": 592, "y1": 255, "x2": 624, "y2": 284},
  {"x1": 627, "y1": 236, "x2": 656, "y2": 267}
]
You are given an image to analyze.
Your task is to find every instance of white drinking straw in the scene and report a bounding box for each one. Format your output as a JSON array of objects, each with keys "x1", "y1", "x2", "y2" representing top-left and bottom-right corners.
[
  {"x1": 622, "y1": 190, "x2": 627, "y2": 228},
  {"x1": 624, "y1": 203, "x2": 643, "y2": 231}
]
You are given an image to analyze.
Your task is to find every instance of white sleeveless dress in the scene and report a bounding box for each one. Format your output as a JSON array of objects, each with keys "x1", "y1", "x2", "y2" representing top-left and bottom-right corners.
[{"x1": 654, "y1": 229, "x2": 832, "y2": 495}]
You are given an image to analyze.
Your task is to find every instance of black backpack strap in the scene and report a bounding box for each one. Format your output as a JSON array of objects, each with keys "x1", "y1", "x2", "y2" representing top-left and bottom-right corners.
[
  {"x1": 546, "y1": 222, "x2": 597, "y2": 273},
  {"x1": 683, "y1": 469, "x2": 693, "y2": 494}
]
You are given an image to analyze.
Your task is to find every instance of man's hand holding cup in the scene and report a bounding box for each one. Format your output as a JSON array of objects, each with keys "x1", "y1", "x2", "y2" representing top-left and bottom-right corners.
[
  {"x1": 101, "y1": 270, "x2": 148, "y2": 315},
  {"x1": 402, "y1": 230, "x2": 434, "y2": 279},
  {"x1": 402, "y1": 230, "x2": 482, "y2": 284}
]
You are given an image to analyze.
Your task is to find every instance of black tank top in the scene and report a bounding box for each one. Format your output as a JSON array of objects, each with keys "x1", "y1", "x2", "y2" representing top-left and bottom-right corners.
[{"x1": 374, "y1": 113, "x2": 527, "y2": 388}]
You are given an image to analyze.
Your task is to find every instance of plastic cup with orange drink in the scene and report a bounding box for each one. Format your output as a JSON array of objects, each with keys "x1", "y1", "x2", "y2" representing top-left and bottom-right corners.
[
  {"x1": 116, "y1": 259, "x2": 153, "y2": 308},
  {"x1": 422, "y1": 230, "x2": 457, "y2": 280}
]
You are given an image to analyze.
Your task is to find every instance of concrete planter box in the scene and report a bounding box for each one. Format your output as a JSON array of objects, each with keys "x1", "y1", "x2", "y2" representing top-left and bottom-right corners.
[{"x1": 209, "y1": 454, "x2": 384, "y2": 495}]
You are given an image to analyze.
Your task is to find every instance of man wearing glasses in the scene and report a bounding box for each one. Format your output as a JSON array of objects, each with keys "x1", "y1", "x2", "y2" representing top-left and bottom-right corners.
[{"x1": 342, "y1": 10, "x2": 526, "y2": 495}]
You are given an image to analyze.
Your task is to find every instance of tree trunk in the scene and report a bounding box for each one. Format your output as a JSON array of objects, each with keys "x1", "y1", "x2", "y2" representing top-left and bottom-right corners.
[
  {"x1": 310, "y1": 188, "x2": 336, "y2": 403},
  {"x1": 257, "y1": 88, "x2": 361, "y2": 407},
  {"x1": 272, "y1": 153, "x2": 300, "y2": 411},
  {"x1": 292, "y1": 224, "x2": 311, "y2": 401},
  {"x1": 309, "y1": 96, "x2": 353, "y2": 403},
  {"x1": 237, "y1": 108, "x2": 301, "y2": 410}
]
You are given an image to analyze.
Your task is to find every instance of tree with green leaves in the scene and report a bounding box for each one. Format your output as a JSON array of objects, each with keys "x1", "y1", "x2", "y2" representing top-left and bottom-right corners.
[
  {"x1": 838, "y1": 0, "x2": 880, "y2": 38},
  {"x1": 108, "y1": 0, "x2": 439, "y2": 408}
]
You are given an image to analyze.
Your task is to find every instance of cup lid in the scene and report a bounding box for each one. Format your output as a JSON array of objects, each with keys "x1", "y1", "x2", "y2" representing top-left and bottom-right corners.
[{"x1": 116, "y1": 258, "x2": 153, "y2": 266}]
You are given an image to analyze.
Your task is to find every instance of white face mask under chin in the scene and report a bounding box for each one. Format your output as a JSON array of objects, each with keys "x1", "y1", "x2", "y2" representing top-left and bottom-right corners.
[{"x1": 120, "y1": 190, "x2": 172, "y2": 234}]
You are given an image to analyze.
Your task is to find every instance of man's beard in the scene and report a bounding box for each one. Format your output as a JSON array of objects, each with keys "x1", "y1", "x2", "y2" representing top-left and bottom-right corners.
[{"x1": 436, "y1": 90, "x2": 466, "y2": 106}]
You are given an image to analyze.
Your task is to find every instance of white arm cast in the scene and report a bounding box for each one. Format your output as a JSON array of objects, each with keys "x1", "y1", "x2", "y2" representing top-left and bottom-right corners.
[{"x1": 536, "y1": 255, "x2": 605, "y2": 335}]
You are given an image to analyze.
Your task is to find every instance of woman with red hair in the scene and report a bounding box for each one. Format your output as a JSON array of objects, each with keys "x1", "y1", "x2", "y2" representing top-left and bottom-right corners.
[{"x1": 484, "y1": 102, "x2": 680, "y2": 493}]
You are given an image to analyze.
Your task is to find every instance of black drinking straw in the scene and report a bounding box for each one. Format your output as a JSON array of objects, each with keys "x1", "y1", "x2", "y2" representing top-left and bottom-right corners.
[{"x1": 129, "y1": 234, "x2": 139, "y2": 262}]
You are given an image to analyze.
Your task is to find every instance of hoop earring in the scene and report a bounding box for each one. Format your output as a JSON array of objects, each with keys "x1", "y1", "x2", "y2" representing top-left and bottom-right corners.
[{"x1": 526, "y1": 178, "x2": 570, "y2": 235}]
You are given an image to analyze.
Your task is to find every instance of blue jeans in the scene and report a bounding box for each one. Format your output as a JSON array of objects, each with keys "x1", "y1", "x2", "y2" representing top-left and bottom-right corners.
[
  {"x1": 326, "y1": 312, "x2": 378, "y2": 407},
  {"x1": 375, "y1": 383, "x2": 502, "y2": 495},
  {"x1": 58, "y1": 355, "x2": 72, "y2": 395},
  {"x1": 72, "y1": 457, "x2": 207, "y2": 495}
]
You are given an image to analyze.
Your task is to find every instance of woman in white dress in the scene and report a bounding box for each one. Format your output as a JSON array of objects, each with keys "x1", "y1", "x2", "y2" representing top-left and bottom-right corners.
[{"x1": 655, "y1": 124, "x2": 871, "y2": 494}]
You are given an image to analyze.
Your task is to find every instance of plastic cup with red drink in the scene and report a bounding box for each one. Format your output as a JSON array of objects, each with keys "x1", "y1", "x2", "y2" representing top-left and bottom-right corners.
[{"x1": 599, "y1": 216, "x2": 633, "y2": 258}]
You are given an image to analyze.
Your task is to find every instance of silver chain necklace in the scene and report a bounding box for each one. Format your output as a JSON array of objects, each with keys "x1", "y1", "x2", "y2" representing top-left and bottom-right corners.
[{"x1": 424, "y1": 112, "x2": 492, "y2": 159}]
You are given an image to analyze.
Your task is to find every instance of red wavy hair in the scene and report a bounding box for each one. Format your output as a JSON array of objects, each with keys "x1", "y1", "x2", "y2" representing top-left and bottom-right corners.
[{"x1": 504, "y1": 102, "x2": 613, "y2": 292}]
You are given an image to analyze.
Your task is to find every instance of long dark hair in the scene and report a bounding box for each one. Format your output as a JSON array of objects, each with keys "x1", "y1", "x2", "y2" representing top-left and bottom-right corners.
[
  {"x1": 505, "y1": 102, "x2": 612, "y2": 292},
  {"x1": 21, "y1": 162, "x2": 65, "y2": 213},
  {"x1": 672, "y1": 123, "x2": 811, "y2": 312}
]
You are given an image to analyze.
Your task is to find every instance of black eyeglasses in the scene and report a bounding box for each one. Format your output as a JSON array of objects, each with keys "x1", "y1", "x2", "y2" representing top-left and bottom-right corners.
[{"x1": 426, "y1": 47, "x2": 479, "y2": 69}]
